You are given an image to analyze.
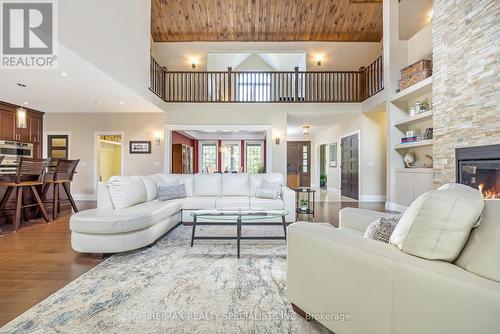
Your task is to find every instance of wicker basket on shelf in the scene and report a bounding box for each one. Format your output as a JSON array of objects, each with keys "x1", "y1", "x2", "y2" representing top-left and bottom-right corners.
[{"x1": 399, "y1": 59, "x2": 432, "y2": 91}]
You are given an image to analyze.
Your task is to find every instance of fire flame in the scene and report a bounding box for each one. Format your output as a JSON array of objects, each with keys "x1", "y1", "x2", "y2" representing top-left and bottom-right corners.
[{"x1": 478, "y1": 183, "x2": 500, "y2": 199}]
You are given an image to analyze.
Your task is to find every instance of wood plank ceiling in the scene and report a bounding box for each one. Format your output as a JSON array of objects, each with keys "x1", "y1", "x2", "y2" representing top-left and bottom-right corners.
[{"x1": 151, "y1": 0, "x2": 383, "y2": 42}]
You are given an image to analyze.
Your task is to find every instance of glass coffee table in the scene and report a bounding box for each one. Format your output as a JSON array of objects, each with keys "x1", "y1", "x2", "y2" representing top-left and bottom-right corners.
[{"x1": 190, "y1": 210, "x2": 289, "y2": 258}]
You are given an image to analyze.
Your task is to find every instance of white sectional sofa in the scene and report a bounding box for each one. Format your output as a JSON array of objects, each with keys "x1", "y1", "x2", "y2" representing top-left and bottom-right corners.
[
  {"x1": 287, "y1": 195, "x2": 500, "y2": 333},
  {"x1": 70, "y1": 173, "x2": 295, "y2": 254}
]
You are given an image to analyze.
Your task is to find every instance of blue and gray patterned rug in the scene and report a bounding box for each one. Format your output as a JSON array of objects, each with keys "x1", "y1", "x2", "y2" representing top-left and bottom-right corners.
[{"x1": 0, "y1": 225, "x2": 330, "y2": 333}]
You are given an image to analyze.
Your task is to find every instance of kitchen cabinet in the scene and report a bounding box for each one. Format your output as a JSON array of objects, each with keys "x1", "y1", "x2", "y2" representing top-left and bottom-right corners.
[
  {"x1": 29, "y1": 114, "x2": 43, "y2": 144},
  {"x1": 0, "y1": 101, "x2": 44, "y2": 158},
  {"x1": 17, "y1": 114, "x2": 30, "y2": 142},
  {"x1": 0, "y1": 110, "x2": 16, "y2": 141}
]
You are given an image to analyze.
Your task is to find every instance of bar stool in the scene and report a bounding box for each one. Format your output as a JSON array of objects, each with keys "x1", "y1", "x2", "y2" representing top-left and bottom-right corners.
[
  {"x1": 42, "y1": 159, "x2": 80, "y2": 220},
  {"x1": 0, "y1": 158, "x2": 51, "y2": 232}
]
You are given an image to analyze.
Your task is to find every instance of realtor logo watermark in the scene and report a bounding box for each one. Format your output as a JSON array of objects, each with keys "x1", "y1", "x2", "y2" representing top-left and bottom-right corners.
[{"x1": 1, "y1": 0, "x2": 58, "y2": 69}]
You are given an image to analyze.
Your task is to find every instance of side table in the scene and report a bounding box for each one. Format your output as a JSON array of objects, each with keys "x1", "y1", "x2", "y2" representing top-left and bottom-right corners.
[{"x1": 293, "y1": 187, "x2": 316, "y2": 221}]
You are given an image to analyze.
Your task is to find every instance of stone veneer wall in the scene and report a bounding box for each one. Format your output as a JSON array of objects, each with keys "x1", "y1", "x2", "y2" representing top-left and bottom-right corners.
[{"x1": 432, "y1": 0, "x2": 500, "y2": 186}]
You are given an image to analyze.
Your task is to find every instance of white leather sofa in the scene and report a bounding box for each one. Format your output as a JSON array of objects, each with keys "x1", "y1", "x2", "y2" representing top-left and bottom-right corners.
[
  {"x1": 70, "y1": 173, "x2": 295, "y2": 254},
  {"x1": 287, "y1": 200, "x2": 500, "y2": 334}
]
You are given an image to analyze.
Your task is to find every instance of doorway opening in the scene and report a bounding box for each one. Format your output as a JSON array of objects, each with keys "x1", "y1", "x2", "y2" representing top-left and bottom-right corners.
[
  {"x1": 287, "y1": 141, "x2": 311, "y2": 188},
  {"x1": 319, "y1": 144, "x2": 327, "y2": 189},
  {"x1": 340, "y1": 132, "x2": 359, "y2": 200},
  {"x1": 96, "y1": 134, "x2": 123, "y2": 182}
]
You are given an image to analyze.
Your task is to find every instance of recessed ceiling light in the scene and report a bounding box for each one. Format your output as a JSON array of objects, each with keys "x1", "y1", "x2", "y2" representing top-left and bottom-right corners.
[
  {"x1": 23, "y1": 101, "x2": 28, "y2": 105},
  {"x1": 119, "y1": 101, "x2": 124, "y2": 105},
  {"x1": 61, "y1": 72, "x2": 67, "y2": 77}
]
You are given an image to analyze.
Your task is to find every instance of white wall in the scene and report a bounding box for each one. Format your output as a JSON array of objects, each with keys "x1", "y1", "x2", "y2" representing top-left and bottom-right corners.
[
  {"x1": 407, "y1": 23, "x2": 433, "y2": 65},
  {"x1": 44, "y1": 103, "x2": 366, "y2": 197},
  {"x1": 44, "y1": 113, "x2": 166, "y2": 198},
  {"x1": 59, "y1": 0, "x2": 152, "y2": 97},
  {"x1": 312, "y1": 111, "x2": 387, "y2": 201}
]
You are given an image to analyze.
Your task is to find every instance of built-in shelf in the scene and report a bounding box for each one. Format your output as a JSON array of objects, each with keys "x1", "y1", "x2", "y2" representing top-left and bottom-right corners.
[
  {"x1": 395, "y1": 167, "x2": 433, "y2": 173},
  {"x1": 391, "y1": 76, "x2": 433, "y2": 105},
  {"x1": 394, "y1": 110, "x2": 434, "y2": 128},
  {"x1": 394, "y1": 139, "x2": 434, "y2": 150}
]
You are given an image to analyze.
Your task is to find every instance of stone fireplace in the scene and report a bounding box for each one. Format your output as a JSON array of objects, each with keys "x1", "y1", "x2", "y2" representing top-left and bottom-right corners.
[
  {"x1": 432, "y1": 0, "x2": 500, "y2": 187},
  {"x1": 456, "y1": 145, "x2": 500, "y2": 199}
]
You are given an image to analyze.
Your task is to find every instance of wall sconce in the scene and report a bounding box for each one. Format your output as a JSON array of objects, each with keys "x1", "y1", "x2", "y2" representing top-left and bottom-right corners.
[
  {"x1": 273, "y1": 131, "x2": 282, "y2": 145},
  {"x1": 427, "y1": 10, "x2": 433, "y2": 23},
  {"x1": 302, "y1": 125, "x2": 311, "y2": 135},
  {"x1": 154, "y1": 132, "x2": 162, "y2": 145},
  {"x1": 190, "y1": 58, "x2": 198, "y2": 69},
  {"x1": 314, "y1": 56, "x2": 323, "y2": 67}
]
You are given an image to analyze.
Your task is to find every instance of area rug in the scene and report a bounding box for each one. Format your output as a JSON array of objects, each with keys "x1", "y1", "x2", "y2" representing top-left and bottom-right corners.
[{"x1": 0, "y1": 225, "x2": 331, "y2": 334}]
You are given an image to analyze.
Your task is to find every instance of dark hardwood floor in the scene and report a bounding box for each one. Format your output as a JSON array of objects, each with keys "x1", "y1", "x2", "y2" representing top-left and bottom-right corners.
[{"x1": 0, "y1": 200, "x2": 386, "y2": 327}]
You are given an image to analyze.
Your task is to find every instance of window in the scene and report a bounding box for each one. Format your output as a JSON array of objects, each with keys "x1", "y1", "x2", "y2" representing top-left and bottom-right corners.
[
  {"x1": 237, "y1": 73, "x2": 271, "y2": 102},
  {"x1": 245, "y1": 142, "x2": 264, "y2": 173},
  {"x1": 48, "y1": 135, "x2": 69, "y2": 160},
  {"x1": 221, "y1": 141, "x2": 241, "y2": 173},
  {"x1": 200, "y1": 142, "x2": 218, "y2": 172}
]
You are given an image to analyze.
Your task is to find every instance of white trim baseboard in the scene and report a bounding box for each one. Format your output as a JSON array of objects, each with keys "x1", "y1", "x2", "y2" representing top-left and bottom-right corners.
[
  {"x1": 73, "y1": 194, "x2": 96, "y2": 201},
  {"x1": 359, "y1": 195, "x2": 386, "y2": 202},
  {"x1": 385, "y1": 201, "x2": 407, "y2": 212}
]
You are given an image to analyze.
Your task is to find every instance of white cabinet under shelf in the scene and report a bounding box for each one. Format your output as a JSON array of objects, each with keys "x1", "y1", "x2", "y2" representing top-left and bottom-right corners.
[{"x1": 395, "y1": 168, "x2": 433, "y2": 207}]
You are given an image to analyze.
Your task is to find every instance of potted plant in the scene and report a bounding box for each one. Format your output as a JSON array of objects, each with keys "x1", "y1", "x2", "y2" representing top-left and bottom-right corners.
[
  {"x1": 299, "y1": 198, "x2": 309, "y2": 212},
  {"x1": 320, "y1": 174, "x2": 327, "y2": 187}
]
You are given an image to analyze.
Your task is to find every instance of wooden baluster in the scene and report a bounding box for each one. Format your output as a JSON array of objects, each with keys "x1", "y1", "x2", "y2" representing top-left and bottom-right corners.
[
  {"x1": 258, "y1": 73, "x2": 261, "y2": 101},
  {"x1": 322, "y1": 73, "x2": 326, "y2": 102},
  {"x1": 227, "y1": 67, "x2": 232, "y2": 102},
  {"x1": 314, "y1": 72, "x2": 319, "y2": 102}
]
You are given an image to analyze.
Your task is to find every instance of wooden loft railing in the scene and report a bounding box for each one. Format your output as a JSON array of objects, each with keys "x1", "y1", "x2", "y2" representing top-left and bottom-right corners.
[{"x1": 150, "y1": 55, "x2": 383, "y2": 103}]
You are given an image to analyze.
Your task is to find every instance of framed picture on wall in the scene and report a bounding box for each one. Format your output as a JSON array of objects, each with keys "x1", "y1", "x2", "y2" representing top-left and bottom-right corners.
[
  {"x1": 329, "y1": 142, "x2": 337, "y2": 167},
  {"x1": 129, "y1": 141, "x2": 151, "y2": 154}
]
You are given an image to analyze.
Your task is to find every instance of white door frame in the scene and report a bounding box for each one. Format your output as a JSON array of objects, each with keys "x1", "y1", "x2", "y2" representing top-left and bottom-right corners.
[
  {"x1": 93, "y1": 131, "x2": 125, "y2": 198},
  {"x1": 43, "y1": 131, "x2": 72, "y2": 159},
  {"x1": 339, "y1": 130, "x2": 361, "y2": 200},
  {"x1": 164, "y1": 124, "x2": 272, "y2": 173},
  {"x1": 314, "y1": 141, "x2": 328, "y2": 189}
]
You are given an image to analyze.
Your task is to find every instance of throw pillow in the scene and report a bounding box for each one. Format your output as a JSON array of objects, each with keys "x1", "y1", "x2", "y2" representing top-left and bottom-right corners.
[
  {"x1": 364, "y1": 216, "x2": 400, "y2": 243},
  {"x1": 261, "y1": 179, "x2": 282, "y2": 195},
  {"x1": 255, "y1": 187, "x2": 281, "y2": 200},
  {"x1": 158, "y1": 184, "x2": 187, "y2": 201},
  {"x1": 389, "y1": 183, "x2": 484, "y2": 261}
]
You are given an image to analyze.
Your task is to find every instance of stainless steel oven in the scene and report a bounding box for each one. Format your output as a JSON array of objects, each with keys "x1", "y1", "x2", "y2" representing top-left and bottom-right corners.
[{"x1": 0, "y1": 140, "x2": 34, "y2": 173}]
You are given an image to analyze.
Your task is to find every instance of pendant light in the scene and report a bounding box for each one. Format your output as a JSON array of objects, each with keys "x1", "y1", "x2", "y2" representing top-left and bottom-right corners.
[{"x1": 16, "y1": 83, "x2": 27, "y2": 129}]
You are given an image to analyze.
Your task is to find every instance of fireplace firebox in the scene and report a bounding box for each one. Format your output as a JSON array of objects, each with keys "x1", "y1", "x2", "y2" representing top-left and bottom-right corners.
[{"x1": 456, "y1": 144, "x2": 500, "y2": 199}]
